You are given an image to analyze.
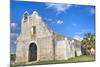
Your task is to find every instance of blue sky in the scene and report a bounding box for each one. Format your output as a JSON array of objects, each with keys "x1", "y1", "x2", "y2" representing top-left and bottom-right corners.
[{"x1": 10, "y1": 0, "x2": 95, "y2": 54}]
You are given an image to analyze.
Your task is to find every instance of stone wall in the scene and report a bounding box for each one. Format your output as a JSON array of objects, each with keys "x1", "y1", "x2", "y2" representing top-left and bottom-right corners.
[
  {"x1": 55, "y1": 40, "x2": 67, "y2": 60},
  {"x1": 15, "y1": 11, "x2": 82, "y2": 64},
  {"x1": 37, "y1": 36, "x2": 54, "y2": 61}
]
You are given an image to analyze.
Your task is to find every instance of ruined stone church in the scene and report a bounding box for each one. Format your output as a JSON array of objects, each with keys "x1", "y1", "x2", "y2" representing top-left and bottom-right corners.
[{"x1": 15, "y1": 11, "x2": 82, "y2": 64}]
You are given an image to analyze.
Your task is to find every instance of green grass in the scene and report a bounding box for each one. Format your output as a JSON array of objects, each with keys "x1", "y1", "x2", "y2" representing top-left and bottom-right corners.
[{"x1": 11, "y1": 55, "x2": 95, "y2": 67}]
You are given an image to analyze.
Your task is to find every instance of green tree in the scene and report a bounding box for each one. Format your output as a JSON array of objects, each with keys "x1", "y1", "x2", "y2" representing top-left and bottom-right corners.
[{"x1": 81, "y1": 33, "x2": 95, "y2": 49}]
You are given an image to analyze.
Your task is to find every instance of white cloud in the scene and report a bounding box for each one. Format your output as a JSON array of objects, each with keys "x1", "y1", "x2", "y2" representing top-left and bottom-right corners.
[
  {"x1": 45, "y1": 3, "x2": 72, "y2": 14},
  {"x1": 10, "y1": 22, "x2": 20, "y2": 54},
  {"x1": 11, "y1": 33, "x2": 18, "y2": 42},
  {"x1": 73, "y1": 35, "x2": 83, "y2": 41},
  {"x1": 11, "y1": 33, "x2": 18, "y2": 38},
  {"x1": 44, "y1": 18, "x2": 64, "y2": 24},
  {"x1": 11, "y1": 22, "x2": 20, "y2": 32},
  {"x1": 56, "y1": 20, "x2": 64, "y2": 24},
  {"x1": 11, "y1": 22, "x2": 18, "y2": 28},
  {"x1": 10, "y1": 32, "x2": 19, "y2": 54},
  {"x1": 44, "y1": 17, "x2": 52, "y2": 21}
]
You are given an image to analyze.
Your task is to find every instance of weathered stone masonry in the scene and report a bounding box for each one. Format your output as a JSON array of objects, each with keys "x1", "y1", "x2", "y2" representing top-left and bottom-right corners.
[{"x1": 15, "y1": 11, "x2": 82, "y2": 64}]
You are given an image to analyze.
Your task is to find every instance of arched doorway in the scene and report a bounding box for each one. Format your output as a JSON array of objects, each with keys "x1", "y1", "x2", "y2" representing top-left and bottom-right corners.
[{"x1": 29, "y1": 43, "x2": 37, "y2": 61}]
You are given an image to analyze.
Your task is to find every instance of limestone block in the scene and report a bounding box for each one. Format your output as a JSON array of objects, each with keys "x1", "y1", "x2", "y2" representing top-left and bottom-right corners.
[{"x1": 76, "y1": 51, "x2": 82, "y2": 56}]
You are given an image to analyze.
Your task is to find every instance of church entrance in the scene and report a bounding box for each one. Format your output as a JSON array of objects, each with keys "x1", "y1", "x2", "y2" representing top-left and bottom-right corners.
[{"x1": 29, "y1": 43, "x2": 37, "y2": 62}]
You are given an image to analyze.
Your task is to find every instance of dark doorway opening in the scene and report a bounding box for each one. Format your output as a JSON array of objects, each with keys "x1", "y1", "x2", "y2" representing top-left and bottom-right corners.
[{"x1": 29, "y1": 43, "x2": 37, "y2": 61}]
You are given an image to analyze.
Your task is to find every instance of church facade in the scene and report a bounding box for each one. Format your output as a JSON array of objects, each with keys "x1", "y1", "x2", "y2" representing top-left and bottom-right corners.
[{"x1": 15, "y1": 11, "x2": 82, "y2": 64}]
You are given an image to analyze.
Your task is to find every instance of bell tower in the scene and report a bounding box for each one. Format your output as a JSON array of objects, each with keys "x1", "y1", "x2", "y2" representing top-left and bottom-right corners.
[
  {"x1": 21, "y1": 11, "x2": 29, "y2": 34},
  {"x1": 23, "y1": 11, "x2": 29, "y2": 22}
]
